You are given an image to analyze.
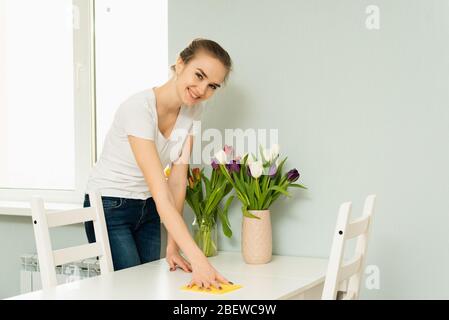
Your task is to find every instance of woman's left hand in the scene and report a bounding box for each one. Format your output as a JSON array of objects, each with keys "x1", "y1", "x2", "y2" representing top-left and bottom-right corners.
[{"x1": 166, "y1": 245, "x2": 193, "y2": 273}]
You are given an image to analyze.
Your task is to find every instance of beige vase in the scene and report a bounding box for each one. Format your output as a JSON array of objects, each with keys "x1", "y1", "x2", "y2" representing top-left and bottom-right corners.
[{"x1": 242, "y1": 210, "x2": 272, "y2": 264}]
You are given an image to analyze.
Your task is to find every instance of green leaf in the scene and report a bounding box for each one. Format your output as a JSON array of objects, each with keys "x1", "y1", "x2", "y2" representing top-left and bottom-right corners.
[
  {"x1": 237, "y1": 191, "x2": 251, "y2": 208},
  {"x1": 242, "y1": 205, "x2": 261, "y2": 219},
  {"x1": 259, "y1": 145, "x2": 267, "y2": 163},
  {"x1": 220, "y1": 165, "x2": 238, "y2": 190},
  {"x1": 245, "y1": 178, "x2": 256, "y2": 209},
  {"x1": 218, "y1": 195, "x2": 235, "y2": 238},
  {"x1": 254, "y1": 178, "x2": 261, "y2": 198},
  {"x1": 243, "y1": 164, "x2": 250, "y2": 184},
  {"x1": 269, "y1": 190, "x2": 284, "y2": 207},
  {"x1": 262, "y1": 195, "x2": 273, "y2": 210},
  {"x1": 275, "y1": 157, "x2": 288, "y2": 181},
  {"x1": 223, "y1": 195, "x2": 235, "y2": 214},
  {"x1": 259, "y1": 188, "x2": 270, "y2": 209},
  {"x1": 191, "y1": 189, "x2": 201, "y2": 206},
  {"x1": 224, "y1": 182, "x2": 233, "y2": 195},
  {"x1": 262, "y1": 175, "x2": 270, "y2": 193},
  {"x1": 185, "y1": 196, "x2": 195, "y2": 212},
  {"x1": 269, "y1": 185, "x2": 291, "y2": 198},
  {"x1": 232, "y1": 171, "x2": 244, "y2": 192},
  {"x1": 204, "y1": 185, "x2": 224, "y2": 215},
  {"x1": 289, "y1": 183, "x2": 307, "y2": 189},
  {"x1": 202, "y1": 174, "x2": 211, "y2": 198},
  {"x1": 217, "y1": 207, "x2": 232, "y2": 238},
  {"x1": 232, "y1": 172, "x2": 253, "y2": 207},
  {"x1": 208, "y1": 185, "x2": 227, "y2": 215},
  {"x1": 254, "y1": 178, "x2": 262, "y2": 209}
]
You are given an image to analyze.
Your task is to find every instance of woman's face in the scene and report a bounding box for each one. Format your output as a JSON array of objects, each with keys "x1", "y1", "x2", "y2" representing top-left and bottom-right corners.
[{"x1": 175, "y1": 51, "x2": 228, "y2": 107}]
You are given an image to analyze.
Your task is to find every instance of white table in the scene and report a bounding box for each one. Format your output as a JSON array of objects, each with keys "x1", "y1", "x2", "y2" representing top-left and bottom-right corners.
[{"x1": 7, "y1": 251, "x2": 328, "y2": 300}]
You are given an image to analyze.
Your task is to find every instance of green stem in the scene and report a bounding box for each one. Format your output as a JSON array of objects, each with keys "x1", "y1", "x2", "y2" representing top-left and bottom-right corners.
[{"x1": 195, "y1": 223, "x2": 217, "y2": 257}]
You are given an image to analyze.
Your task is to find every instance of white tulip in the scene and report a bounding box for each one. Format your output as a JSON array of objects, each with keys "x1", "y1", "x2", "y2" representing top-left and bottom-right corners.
[
  {"x1": 270, "y1": 144, "x2": 280, "y2": 161},
  {"x1": 261, "y1": 144, "x2": 280, "y2": 162},
  {"x1": 261, "y1": 147, "x2": 271, "y2": 163},
  {"x1": 246, "y1": 153, "x2": 256, "y2": 165},
  {"x1": 276, "y1": 158, "x2": 281, "y2": 167},
  {"x1": 215, "y1": 149, "x2": 228, "y2": 164},
  {"x1": 249, "y1": 160, "x2": 263, "y2": 179}
]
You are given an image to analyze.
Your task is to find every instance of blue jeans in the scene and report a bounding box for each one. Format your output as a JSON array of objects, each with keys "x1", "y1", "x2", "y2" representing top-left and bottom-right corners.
[{"x1": 83, "y1": 194, "x2": 161, "y2": 271}]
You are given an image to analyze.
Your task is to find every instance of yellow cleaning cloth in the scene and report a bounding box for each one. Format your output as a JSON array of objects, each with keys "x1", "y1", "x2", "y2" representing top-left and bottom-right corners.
[{"x1": 181, "y1": 283, "x2": 243, "y2": 295}]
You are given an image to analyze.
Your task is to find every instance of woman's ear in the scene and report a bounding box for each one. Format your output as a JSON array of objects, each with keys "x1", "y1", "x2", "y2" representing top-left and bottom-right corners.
[{"x1": 175, "y1": 57, "x2": 185, "y2": 75}]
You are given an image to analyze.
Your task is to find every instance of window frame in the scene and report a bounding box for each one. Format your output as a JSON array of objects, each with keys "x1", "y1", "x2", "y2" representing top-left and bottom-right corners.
[{"x1": 0, "y1": 0, "x2": 96, "y2": 204}]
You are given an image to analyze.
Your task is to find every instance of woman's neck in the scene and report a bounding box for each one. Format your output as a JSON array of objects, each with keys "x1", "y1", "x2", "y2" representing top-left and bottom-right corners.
[{"x1": 153, "y1": 78, "x2": 182, "y2": 116}]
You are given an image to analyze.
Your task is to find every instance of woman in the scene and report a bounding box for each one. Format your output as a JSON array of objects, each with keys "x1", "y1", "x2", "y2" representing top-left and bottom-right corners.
[{"x1": 83, "y1": 38, "x2": 232, "y2": 290}]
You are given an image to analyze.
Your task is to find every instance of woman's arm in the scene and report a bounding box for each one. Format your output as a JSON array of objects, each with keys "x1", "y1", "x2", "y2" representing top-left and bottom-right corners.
[
  {"x1": 164, "y1": 135, "x2": 194, "y2": 272},
  {"x1": 165, "y1": 169, "x2": 190, "y2": 272},
  {"x1": 127, "y1": 135, "x2": 229, "y2": 289},
  {"x1": 165, "y1": 174, "x2": 187, "y2": 251},
  {"x1": 127, "y1": 135, "x2": 202, "y2": 262},
  {"x1": 166, "y1": 135, "x2": 193, "y2": 251}
]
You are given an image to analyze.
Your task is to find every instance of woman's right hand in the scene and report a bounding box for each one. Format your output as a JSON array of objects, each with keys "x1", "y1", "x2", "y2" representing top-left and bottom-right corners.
[{"x1": 188, "y1": 254, "x2": 233, "y2": 290}]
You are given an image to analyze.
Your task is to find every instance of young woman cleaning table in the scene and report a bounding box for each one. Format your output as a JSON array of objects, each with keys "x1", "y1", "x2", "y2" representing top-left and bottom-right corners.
[{"x1": 83, "y1": 38, "x2": 233, "y2": 290}]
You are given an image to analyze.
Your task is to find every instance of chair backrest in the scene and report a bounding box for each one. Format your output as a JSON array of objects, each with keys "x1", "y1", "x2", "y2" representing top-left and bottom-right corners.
[
  {"x1": 31, "y1": 192, "x2": 113, "y2": 290},
  {"x1": 322, "y1": 194, "x2": 376, "y2": 300}
]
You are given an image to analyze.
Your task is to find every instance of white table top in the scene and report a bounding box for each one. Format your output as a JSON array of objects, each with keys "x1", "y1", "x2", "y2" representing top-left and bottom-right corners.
[{"x1": 7, "y1": 251, "x2": 328, "y2": 300}]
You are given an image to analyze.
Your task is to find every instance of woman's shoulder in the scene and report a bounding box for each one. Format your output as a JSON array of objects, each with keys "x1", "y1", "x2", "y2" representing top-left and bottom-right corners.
[
  {"x1": 116, "y1": 89, "x2": 156, "y2": 117},
  {"x1": 112, "y1": 89, "x2": 158, "y2": 139},
  {"x1": 120, "y1": 88, "x2": 155, "y2": 109}
]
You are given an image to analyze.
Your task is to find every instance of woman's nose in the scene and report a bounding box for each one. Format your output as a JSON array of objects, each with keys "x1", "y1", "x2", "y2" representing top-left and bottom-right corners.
[{"x1": 199, "y1": 83, "x2": 208, "y2": 96}]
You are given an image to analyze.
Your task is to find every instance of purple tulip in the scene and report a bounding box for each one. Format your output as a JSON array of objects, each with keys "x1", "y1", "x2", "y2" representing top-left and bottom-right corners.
[
  {"x1": 226, "y1": 160, "x2": 241, "y2": 174},
  {"x1": 268, "y1": 163, "x2": 277, "y2": 178},
  {"x1": 286, "y1": 169, "x2": 300, "y2": 182},
  {"x1": 211, "y1": 159, "x2": 219, "y2": 170}
]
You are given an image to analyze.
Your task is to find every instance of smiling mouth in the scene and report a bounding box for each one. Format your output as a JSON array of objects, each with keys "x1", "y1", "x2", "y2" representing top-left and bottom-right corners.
[{"x1": 188, "y1": 87, "x2": 200, "y2": 100}]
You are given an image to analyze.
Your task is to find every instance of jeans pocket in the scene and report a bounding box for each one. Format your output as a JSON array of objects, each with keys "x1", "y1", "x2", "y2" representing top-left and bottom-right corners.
[{"x1": 101, "y1": 197, "x2": 124, "y2": 210}]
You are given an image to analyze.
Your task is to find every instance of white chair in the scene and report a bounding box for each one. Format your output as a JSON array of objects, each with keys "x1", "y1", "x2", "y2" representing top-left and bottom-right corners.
[
  {"x1": 31, "y1": 192, "x2": 114, "y2": 290},
  {"x1": 322, "y1": 194, "x2": 377, "y2": 300}
]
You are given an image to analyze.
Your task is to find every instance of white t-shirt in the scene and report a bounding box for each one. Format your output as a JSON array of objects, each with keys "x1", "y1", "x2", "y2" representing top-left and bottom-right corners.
[{"x1": 85, "y1": 88, "x2": 203, "y2": 200}]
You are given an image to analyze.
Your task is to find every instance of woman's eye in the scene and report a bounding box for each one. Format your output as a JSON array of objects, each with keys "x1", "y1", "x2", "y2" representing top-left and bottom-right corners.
[
  {"x1": 209, "y1": 84, "x2": 217, "y2": 90},
  {"x1": 196, "y1": 73, "x2": 203, "y2": 80}
]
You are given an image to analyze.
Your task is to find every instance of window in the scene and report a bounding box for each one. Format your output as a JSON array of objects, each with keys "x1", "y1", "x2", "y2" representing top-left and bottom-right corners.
[
  {"x1": 0, "y1": 0, "x2": 168, "y2": 204},
  {"x1": 94, "y1": 0, "x2": 168, "y2": 156},
  {"x1": 0, "y1": 0, "x2": 94, "y2": 203}
]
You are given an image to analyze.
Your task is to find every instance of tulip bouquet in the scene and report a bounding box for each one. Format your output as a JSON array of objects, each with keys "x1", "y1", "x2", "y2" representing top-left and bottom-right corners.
[
  {"x1": 185, "y1": 163, "x2": 234, "y2": 257},
  {"x1": 214, "y1": 144, "x2": 306, "y2": 218}
]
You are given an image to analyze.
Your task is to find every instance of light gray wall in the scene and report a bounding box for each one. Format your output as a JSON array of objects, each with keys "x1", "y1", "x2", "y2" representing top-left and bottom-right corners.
[
  {"x1": 1, "y1": 0, "x2": 448, "y2": 300},
  {"x1": 169, "y1": 0, "x2": 449, "y2": 299}
]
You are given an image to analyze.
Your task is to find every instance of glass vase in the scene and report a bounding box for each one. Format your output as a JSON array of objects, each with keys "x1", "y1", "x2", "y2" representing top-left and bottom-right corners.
[{"x1": 192, "y1": 217, "x2": 218, "y2": 257}]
